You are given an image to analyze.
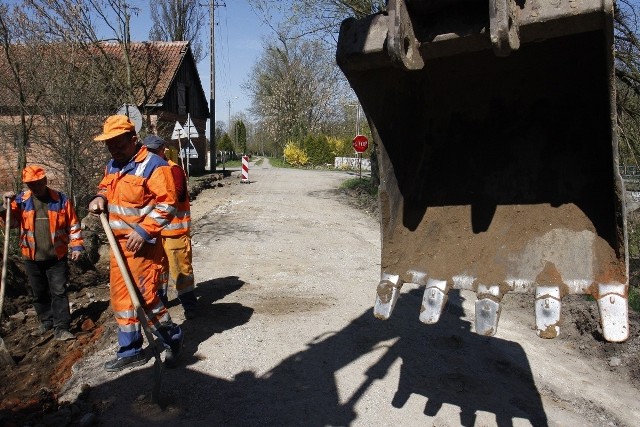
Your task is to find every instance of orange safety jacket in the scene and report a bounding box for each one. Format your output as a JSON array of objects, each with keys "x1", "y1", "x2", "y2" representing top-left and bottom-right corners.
[
  {"x1": 4, "y1": 188, "x2": 84, "y2": 260},
  {"x1": 161, "y1": 160, "x2": 191, "y2": 237},
  {"x1": 95, "y1": 145, "x2": 177, "y2": 242}
]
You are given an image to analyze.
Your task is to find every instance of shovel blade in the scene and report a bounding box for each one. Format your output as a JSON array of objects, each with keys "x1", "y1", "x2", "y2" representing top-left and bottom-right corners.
[{"x1": 0, "y1": 337, "x2": 15, "y2": 366}]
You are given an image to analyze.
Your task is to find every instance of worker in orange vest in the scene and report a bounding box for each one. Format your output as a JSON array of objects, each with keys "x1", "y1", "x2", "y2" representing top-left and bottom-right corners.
[
  {"x1": 1, "y1": 165, "x2": 83, "y2": 341},
  {"x1": 142, "y1": 135, "x2": 197, "y2": 319},
  {"x1": 88, "y1": 115, "x2": 184, "y2": 372}
]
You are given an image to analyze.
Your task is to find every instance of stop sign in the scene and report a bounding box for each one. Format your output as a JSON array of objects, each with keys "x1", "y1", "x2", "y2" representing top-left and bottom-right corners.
[{"x1": 352, "y1": 135, "x2": 369, "y2": 153}]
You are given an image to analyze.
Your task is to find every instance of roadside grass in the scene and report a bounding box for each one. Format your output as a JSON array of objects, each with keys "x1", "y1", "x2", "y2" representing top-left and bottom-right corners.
[
  {"x1": 628, "y1": 216, "x2": 640, "y2": 312},
  {"x1": 340, "y1": 176, "x2": 376, "y2": 194},
  {"x1": 268, "y1": 157, "x2": 294, "y2": 168},
  {"x1": 630, "y1": 286, "x2": 640, "y2": 312},
  {"x1": 340, "y1": 176, "x2": 378, "y2": 217}
]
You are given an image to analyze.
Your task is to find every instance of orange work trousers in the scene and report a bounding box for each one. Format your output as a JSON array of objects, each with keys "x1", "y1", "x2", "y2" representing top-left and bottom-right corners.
[{"x1": 109, "y1": 238, "x2": 171, "y2": 357}]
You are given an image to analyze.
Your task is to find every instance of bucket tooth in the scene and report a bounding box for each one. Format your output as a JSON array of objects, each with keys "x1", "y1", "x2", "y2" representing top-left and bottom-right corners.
[
  {"x1": 475, "y1": 285, "x2": 502, "y2": 336},
  {"x1": 374, "y1": 273, "x2": 403, "y2": 320},
  {"x1": 535, "y1": 286, "x2": 561, "y2": 339},
  {"x1": 419, "y1": 279, "x2": 448, "y2": 324},
  {"x1": 597, "y1": 283, "x2": 629, "y2": 342}
]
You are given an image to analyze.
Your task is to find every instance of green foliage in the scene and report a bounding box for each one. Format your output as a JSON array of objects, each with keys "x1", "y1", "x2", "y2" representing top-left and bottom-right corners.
[
  {"x1": 233, "y1": 120, "x2": 248, "y2": 154},
  {"x1": 219, "y1": 133, "x2": 234, "y2": 152},
  {"x1": 283, "y1": 142, "x2": 309, "y2": 166},
  {"x1": 629, "y1": 222, "x2": 640, "y2": 259},
  {"x1": 300, "y1": 134, "x2": 333, "y2": 165},
  {"x1": 630, "y1": 286, "x2": 640, "y2": 312},
  {"x1": 327, "y1": 136, "x2": 353, "y2": 158}
]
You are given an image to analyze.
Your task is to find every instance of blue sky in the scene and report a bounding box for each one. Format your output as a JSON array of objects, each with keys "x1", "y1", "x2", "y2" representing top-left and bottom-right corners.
[{"x1": 129, "y1": 0, "x2": 275, "y2": 126}]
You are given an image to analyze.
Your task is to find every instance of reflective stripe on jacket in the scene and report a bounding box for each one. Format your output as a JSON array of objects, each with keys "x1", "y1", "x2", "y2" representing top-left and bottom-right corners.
[
  {"x1": 7, "y1": 188, "x2": 84, "y2": 260},
  {"x1": 161, "y1": 159, "x2": 191, "y2": 237},
  {"x1": 97, "y1": 145, "x2": 177, "y2": 241}
]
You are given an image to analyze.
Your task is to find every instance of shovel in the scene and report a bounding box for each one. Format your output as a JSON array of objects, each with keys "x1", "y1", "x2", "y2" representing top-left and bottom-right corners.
[
  {"x1": 99, "y1": 213, "x2": 163, "y2": 404},
  {"x1": 0, "y1": 198, "x2": 16, "y2": 366}
]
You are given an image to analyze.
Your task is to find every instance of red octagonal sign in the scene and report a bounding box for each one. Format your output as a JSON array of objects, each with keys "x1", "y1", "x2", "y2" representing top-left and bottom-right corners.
[{"x1": 352, "y1": 134, "x2": 369, "y2": 153}]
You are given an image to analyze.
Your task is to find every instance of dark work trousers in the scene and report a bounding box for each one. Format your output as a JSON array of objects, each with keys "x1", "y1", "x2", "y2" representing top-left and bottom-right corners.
[{"x1": 24, "y1": 257, "x2": 71, "y2": 331}]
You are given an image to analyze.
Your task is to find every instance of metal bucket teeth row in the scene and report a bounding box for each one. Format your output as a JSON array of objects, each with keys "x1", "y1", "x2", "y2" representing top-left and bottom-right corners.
[{"x1": 374, "y1": 275, "x2": 629, "y2": 342}]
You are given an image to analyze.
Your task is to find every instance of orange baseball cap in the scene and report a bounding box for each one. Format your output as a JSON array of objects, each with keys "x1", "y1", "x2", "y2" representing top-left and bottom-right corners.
[
  {"x1": 22, "y1": 165, "x2": 46, "y2": 183},
  {"x1": 94, "y1": 115, "x2": 135, "y2": 141}
]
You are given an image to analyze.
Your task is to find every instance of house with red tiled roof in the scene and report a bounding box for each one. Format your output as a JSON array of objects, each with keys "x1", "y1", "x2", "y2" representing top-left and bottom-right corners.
[
  {"x1": 0, "y1": 40, "x2": 209, "y2": 193},
  {"x1": 97, "y1": 41, "x2": 210, "y2": 173}
]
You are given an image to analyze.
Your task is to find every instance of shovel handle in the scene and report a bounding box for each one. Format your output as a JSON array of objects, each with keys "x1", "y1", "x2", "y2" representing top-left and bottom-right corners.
[
  {"x1": 98, "y1": 213, "x2": 143, "y2": 310},
  {"x1": 1, "y1": 201, "x2": 11, "y2": 318},
  {"x1": 99, "y1": 212, "x2": 163, "y2": 404}
]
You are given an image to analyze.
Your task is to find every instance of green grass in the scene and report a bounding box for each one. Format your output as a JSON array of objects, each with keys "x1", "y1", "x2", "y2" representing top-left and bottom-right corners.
[
  {"x1": 254, "y1": 158, "x2": 264, "y2": 166},
  {"x1": 340, "y1": 176, "x2": 377, "y2": 195},
  {"x1": 630, "y1": 286, "x2": 640, "y2": 312},
  {"x1": 267, "y1": 157, "x2": 292, "y2": 168}
]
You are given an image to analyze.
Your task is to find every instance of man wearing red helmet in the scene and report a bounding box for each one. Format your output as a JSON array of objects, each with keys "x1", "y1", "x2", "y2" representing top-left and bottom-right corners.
[{"x1": 1, "y1": 165, "x2": 83, "y2": 341}]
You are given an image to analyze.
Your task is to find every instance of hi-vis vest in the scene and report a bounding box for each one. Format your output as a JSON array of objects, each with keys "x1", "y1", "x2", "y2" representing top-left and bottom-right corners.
[
  {"x1": 96, "y1": 145, "x2": 176, "y2": 242},
  {"x1": 8, "y1": 188, "x2": 83, "y2": 260},
  {"x1": 162, "y1": 160, "x2": 191, "y2": 237}
]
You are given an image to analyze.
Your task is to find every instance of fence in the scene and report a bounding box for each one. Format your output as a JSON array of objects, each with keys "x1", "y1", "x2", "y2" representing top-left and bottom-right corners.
[{"x1": 334, "y1": 157, "x2": 371, "y2": 171}]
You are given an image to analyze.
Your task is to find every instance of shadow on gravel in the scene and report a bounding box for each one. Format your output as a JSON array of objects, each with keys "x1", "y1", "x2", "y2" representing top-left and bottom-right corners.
[{"x1": 74, "y1": 288, "x2": 547, "y2": 426}]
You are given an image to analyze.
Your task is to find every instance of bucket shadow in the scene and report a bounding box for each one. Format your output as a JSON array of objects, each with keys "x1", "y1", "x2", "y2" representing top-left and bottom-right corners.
[{"x1": 73, "y1": 288, "x2": 548, "y2": 426}]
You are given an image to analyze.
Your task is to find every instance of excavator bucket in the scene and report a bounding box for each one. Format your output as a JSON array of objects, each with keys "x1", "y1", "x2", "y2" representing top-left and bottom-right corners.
[{"x1": 337, "y1": 0, "x2": 628, "y2": 342}]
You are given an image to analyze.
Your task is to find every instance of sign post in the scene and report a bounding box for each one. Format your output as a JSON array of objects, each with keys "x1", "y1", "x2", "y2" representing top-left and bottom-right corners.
[
  {"x1": 182, "y1": 114, "x2": 200, "y2": 179},
  {"x1": 352, "y1": 135, "x2": 369, "y2": 179},
  {"x1": 171, "y1": 121, "x2": 188, "y2": 172}
]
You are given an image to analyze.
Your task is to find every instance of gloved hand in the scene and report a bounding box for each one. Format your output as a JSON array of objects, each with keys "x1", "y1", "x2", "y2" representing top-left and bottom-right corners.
[
  {"x1": 1, "y1": 191, "x2": 15, "y2": 210},
  {"x1": 87, "y1": 196, "x2": 106, "y2": 215}
]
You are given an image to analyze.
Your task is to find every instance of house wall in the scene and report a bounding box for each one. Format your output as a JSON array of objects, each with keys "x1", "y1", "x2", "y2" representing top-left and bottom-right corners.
[{"x1": 153, "y1": 52, "x2": 210, "y2": 175}]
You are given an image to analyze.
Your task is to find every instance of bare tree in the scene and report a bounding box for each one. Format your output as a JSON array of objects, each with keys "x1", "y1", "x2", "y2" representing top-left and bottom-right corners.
[
  {"x1": 244, "y1": 35, "x2": 344, "y2": 155},
  {"x1": 1, "y1": 0, "x2": 172, "y2": 204},
  {"x1": 248, "y1": 0, "x2": 380, "y2": 187},
  {"x1": 249, "y1": 0, "x2": 384, "y2": 44},
  {"x1": 615, "y1": 0, "x2": 640, "y2": 167},
  {"x1": 0, "y1": 4, "x2": 45, "y2": 190},
  {"x1": 149, "y1": 0, "x2": 207, "y2": 63}
]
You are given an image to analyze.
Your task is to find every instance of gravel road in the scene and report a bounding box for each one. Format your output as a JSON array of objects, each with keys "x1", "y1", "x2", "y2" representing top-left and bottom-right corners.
[{"x1": 60, "y1": 158, "x2": 640, "y2": 427}]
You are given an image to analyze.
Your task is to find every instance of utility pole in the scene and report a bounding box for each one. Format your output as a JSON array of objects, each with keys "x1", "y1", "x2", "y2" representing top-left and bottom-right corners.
[
  {"x1": 209, "y1": 1, "x2": 215, "y2": 171},
  {"x1": 347, "y1": 103, "x2": 361, "y2": 136},
  {"x1": 203, "y1": 1, "x2": 226, "y2": 172}
]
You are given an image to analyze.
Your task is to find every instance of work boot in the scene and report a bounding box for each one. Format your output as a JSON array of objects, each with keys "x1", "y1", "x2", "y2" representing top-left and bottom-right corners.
[
  {"x1": 164, "y1": 334, "x2": 184, "y2": 369},
  {"x1": 31, "y1": 321, "x2": 53, "y2": 337},
  {"x1": 104, "y1": 351, "x2": 149, "y2": 372},
  {"x1": 54, "y1": 329, "x2": 75, "y2": 341}
]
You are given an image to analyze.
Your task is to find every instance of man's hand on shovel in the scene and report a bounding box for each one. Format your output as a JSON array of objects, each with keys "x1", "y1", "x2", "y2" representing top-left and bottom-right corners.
[
  {"x1": 90, "y1": 197, "x2": 146, "y2": 253},
  {"x1": 87, "y1": 196, "x2": 105, "y2": 215}
]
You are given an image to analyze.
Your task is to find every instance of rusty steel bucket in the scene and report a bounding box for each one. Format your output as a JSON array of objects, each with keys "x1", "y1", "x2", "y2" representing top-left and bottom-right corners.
[{"x1": 337, "y1": 0, "x2": 628, "y2": 342}]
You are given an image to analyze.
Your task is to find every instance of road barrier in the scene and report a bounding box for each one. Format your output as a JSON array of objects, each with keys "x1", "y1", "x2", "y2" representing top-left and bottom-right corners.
[{"x1": 241, "y1": 156, "x2": 250, "y2": 183}]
